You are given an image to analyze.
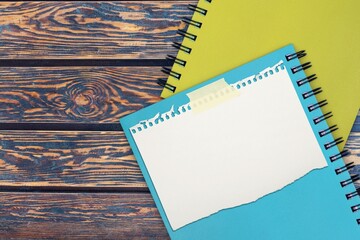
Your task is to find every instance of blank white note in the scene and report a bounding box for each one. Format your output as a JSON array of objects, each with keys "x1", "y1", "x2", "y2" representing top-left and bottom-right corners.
[{"x1": 130, "y1": 63, "x2": 327, "y2": 230}]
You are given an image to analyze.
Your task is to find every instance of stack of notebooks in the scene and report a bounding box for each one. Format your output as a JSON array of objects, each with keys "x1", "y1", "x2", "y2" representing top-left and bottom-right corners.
[{"x1": 121, "y1": 1, "x2": 360, "y2": 239}]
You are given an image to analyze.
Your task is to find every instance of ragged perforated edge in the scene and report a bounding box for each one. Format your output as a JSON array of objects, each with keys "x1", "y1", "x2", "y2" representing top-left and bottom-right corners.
[
  {"x1": 230, "y1": 60, "x2": 285, "y2": 89},
  {"x1": 130, "y1": 61, "x2": 285, "y2": 134}
]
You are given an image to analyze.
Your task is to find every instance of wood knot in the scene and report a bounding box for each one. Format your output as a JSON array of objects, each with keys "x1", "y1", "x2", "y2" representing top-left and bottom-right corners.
[
  {"x1": 74, "y1": 92, "x2": 92, "y2": 106},
  {"x1": 65, "y1": 80, "x2": 110, "y2": 120}
]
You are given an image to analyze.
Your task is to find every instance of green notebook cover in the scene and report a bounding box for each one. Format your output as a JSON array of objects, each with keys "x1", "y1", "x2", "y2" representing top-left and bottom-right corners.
[{"x1": 161, "y1": 0, "x2": 360, "y2": 150}]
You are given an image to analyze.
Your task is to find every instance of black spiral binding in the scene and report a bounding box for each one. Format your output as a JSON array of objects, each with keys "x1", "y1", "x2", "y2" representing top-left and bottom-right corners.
[
  {"x1": 158, "y1": 0, "x2": 212, "y2": 93},
  {"x1": 287, "y1": 50, "x2": 360, "y2": 224}
]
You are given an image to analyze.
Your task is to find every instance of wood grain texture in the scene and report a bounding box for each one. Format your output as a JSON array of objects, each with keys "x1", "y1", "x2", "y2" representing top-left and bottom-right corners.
[
  {"x1": 0, "y1": 1, "x2": 195, "y2": 59},
  {"x1": 0, "y1": 131, "x2": 146, "y2": 188},
  {"x1": 0, "y1": 67, "x2": 162, "y2": 123},
  {"x1": 0, "y1": 124, "x2": 359, "y2": 188},
  {"x1": 345, "y1": 132, "x2": 360, "y2": 188},
  {"x1": 0, "y1": 192, "x2": 168, "y2": 240},
  {"x1": 351, "y1": 111, "x2": 360, "y2": 132}
]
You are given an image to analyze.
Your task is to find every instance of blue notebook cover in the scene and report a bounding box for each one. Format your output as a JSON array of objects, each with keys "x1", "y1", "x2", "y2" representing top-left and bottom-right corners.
[{"x1": 120, "y1": 45, "x2": 360, "y2": 239}]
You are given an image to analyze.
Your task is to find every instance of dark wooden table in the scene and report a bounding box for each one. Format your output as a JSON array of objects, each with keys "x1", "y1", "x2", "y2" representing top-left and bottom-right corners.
[{"x1": 0, "y1": 2, "x2": 359, "y2": 239}]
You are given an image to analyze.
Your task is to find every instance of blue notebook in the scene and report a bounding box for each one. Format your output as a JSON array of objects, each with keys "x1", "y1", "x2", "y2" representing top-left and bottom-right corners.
[{"x1": 120, "y1": 45, "x2": 360, "y2": 239}]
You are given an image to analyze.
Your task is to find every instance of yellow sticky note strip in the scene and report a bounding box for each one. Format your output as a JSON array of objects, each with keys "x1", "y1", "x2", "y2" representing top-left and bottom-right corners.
[{"x1": 186, "y1": 79, "x2": 239, "y2": 113}]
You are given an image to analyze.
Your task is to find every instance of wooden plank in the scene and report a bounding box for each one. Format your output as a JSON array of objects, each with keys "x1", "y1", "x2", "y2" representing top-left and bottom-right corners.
[
  {"x1": 344, "y1": 112, "x2": 360, "y2": 187},
  {"x1": 0, "y1": 192, "x2": 168, "y2": 239},
  {"x1": 351, "y1": 111, "x2": 360, "y2": 132},
  {"x1": 0, "y1": 67, "x2": 162, "y2": 123},
  {"x1": 0, "y1": 131, "x2": 146, "y2": 188},
  {"x1": 344, "y1": 132, "x2": 360, "y2": 188},
  {"x1": 1, "y1": 128, "x2": 359, "y2": 189},
  {"x1": 0, "y1": 1, "x2": 195, "y2": 59},
  {"x1": 0, "y1": 67, "x2": 357, "y2": 125},
  {"x1": 345, "y1": 133, "x2": 360, "y2": 165}
]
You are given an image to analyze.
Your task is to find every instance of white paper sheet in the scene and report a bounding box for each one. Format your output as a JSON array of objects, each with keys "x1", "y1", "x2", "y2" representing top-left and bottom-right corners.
[{"x1": 130, "y1": 63, "x2": 327, "y2": 230}]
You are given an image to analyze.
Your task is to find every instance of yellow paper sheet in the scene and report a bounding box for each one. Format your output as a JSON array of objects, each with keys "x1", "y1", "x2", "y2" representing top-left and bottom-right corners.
[{"x1": 162, "y1": 0, "x2": 360, "y2": 149}]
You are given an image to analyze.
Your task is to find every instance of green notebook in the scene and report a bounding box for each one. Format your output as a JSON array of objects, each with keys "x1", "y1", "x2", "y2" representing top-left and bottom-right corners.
[{"x1": 160, "y1": 0, "x2": 360, "y2": 150}]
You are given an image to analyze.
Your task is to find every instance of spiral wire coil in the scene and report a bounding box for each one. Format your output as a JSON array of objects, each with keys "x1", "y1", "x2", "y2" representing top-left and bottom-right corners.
[
  {"x1": 287, "y1": 50, "x2": 360, "y2": 224},
  {"x1": 158, "y1": 0, "x2": 212, "y2": 92}
]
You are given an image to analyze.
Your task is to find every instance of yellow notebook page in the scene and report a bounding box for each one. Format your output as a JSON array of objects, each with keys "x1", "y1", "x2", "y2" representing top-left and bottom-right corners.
[{"x1": 162, "y1": 0, "x2": 360, "y2": 150}]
